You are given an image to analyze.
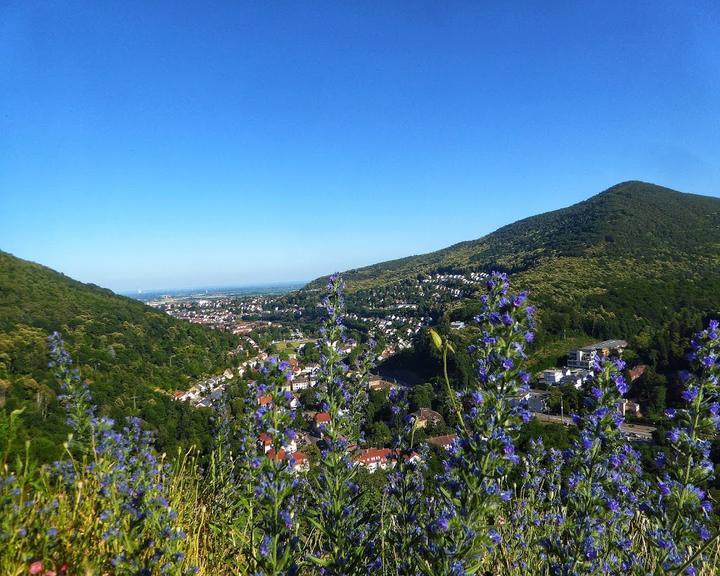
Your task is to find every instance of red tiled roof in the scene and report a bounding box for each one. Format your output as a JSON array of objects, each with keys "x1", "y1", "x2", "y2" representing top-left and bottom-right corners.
[
  {"x1": 268, "y1": 449, "x2": 308, "y2": 467},
  {"x1": 292, "y1": 451, "x2": 308, "y2": 464},
  {"x1": 267, "y1": 448, "x2": 285, "y2": 461},
  {"x1": 314, "y1": 412, "x2": 331, "y2": 424},
  {"x1": 354, "y1": 448, "x2": 392, "y2": 465},
  {"x1": 427, "y1": 434, "x2": 457, "y2": 448}
]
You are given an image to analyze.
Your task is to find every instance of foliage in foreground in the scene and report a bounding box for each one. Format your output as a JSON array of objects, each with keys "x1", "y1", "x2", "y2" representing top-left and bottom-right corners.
[{"x1": 1, "y1": 272, "x2": 720, "y2": 575}]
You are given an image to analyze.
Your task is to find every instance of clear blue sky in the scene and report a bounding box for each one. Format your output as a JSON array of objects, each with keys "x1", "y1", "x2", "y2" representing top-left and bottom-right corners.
[{"x1": 2, "y1": 1, "x2": 719, "y2": 292}]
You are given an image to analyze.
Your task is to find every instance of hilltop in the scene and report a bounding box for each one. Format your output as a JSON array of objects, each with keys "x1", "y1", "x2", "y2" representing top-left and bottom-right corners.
[
  {"x1": 308, "y1": 181, "x2": 720, "y2": 350},
  {"x1": 0, "y1": 251, "x2": 240, "y2": 460},
  {"x1": 311, "y1": 181, "x2": 720, "y2": 288}
]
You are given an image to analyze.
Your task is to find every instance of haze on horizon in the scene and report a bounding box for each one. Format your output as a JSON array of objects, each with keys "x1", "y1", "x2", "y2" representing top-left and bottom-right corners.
[{"x1": 2, "y1": 1, "x2": 719, "y2": 292}]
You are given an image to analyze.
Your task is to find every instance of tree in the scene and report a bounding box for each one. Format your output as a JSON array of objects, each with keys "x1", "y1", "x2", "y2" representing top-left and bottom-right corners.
[
  {"x1": 410, "y1": 382, "x2": 434, "y2": 411},
  {"x1": 368, "y1": 421, "x2": 391, "y2": 447}
]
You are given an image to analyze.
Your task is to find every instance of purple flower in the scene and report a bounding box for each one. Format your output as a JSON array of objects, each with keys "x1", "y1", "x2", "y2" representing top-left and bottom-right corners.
[
  {"x1": 682, "y1": 387, "x2": 699, "y2": 403},
  {"x1": 260, "y1": 534, "x2": 270, "y2": 557}
]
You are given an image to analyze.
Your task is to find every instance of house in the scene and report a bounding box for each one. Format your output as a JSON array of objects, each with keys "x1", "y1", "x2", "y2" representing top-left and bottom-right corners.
[
  {"x1": 450, "y1": 321, "x2": 466, "y2": 330},
  {"x1": 527, "y1": 389, "x2": 551, "y2": 413},
  {"x1": 427, "y1": 434, "x2": 457, "y2": 450},
  {"x1": 260, "y1": 432, "x2": 297, "y2": 454},
  {"x1": 542, "y1": 369, "x2": 567, "y2": 386},
  {"x1": 368, "y1": 375, "x2": 384, "y2": 390},
  {"x1": 292, "y1": 375, "x2": 310, "y2": 391},
  {"x1": 354, "y1": 448, "x2": 394, "y2": 473},
  {"x1": 223, "y1": 368, "x2": 234, "y2": 380},
  {"x1": 568, "y1": 340, "x2": 628, "y2": 370},
  {"x1": 267, "y1": 448, "x2": 309, "y2": 473},
  {"x1": 412, "y1": 408, "x2": 443, "y2": 429},
  {"x1": 618, "y1": 399, "x2": 642, "y2": 418},
  {"x1": 289, "y1": 394, "x2": 300, "y2": 410},
  {"x1": 289, "y1": 451, "x2": 309, "y2": 472},
  {"x1": 628, "y1": 365, "x2": 647, "y2": 382},
  {"x1": 258, "y1": 394, "x2": 273, "y2": 406},
  {"x1": 259, "y1": 432, "x2": 273, "y2": 453},
  {"x1": 559, "y1": 370, "x2": 590, "y2": 390},
  {"x1": 313, "y1": 412, "x2": 331, "y2": 436},
  {"x1": 368, "y1": 375, "x2": 401, "y2": 392}
]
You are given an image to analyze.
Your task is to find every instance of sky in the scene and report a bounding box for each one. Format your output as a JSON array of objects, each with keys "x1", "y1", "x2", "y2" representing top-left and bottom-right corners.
[{"x1": 1, "y1": 1, "x2": 719, "y2": 292}]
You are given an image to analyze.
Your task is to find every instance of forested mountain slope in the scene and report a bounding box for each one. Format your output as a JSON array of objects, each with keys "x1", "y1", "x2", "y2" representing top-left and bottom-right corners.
[
  {"x1": 309, "y1": 181, "x2": 720, "y2": 354},
  {"x1": 0, "y1": 251, "x2": 239, "y2": 460}
]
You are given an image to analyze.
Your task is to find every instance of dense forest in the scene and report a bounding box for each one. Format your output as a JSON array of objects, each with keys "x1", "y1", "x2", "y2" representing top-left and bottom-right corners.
[{"x1": 0, "y1": 250, "x2": 241, "y2": 461}]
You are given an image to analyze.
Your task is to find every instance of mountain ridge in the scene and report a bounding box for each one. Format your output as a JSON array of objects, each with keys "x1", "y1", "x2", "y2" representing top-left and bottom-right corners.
[{"x1": 308, "y1": 181, "x2": 720, "y2": 291}]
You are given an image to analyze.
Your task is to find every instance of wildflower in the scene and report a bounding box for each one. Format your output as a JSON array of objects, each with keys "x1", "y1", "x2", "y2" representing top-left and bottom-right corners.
[
  {"x1": 645, "y1": 320, "x2": 720, "y2": 573},
  {"x1": 42, "y1": 336, "x2": 188, "y2": 575},
  {"x1": 259, "y1": 534, "x2": 270, "y2": 557},
  {"x1": 307, "y1": 274, "x2": 378, "y2": 574},
  {"x1": 424, "y1": 272, "x2": 535, "y2": 573}
]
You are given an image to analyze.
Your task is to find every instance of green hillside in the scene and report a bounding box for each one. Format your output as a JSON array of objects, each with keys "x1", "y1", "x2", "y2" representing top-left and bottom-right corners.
[
  {"x1": 311, "y1": 181, "x2": 720, "y2": 286},
  {"x1": 0, "y1": 251, "x2": 240, "y2": 461},
  {"x1": 309, "y1": 181, "x2": 720, "y2": 354}
]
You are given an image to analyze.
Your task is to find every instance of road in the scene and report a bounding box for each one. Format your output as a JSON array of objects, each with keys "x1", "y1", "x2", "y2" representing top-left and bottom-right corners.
[{"x1": 532, "y1": 412, "x2": 656, "y2": 441}]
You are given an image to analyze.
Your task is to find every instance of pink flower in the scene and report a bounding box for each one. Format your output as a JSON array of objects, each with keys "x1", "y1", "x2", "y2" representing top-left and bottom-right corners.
[{"x1": 28, "y1": 561, "x2": 43, "y2": 575}]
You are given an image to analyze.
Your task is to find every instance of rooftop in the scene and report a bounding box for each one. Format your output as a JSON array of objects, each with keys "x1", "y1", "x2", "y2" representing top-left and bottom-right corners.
[{"x1": 580, "y1": 339, "x2": 628, "y2": 351}]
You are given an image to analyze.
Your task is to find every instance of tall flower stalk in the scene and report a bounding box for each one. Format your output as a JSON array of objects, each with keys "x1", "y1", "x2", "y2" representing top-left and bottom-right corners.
[
  {"x1": 648, "y1": 320, "x2": 720, "y2": 574},
  {"x1": 48, "y1": 332, "x2": 94, "y2": 449},
  {"x1": 0, "y1": 332, "x2": 190, "y2": 575},
  {"x1": 537, "y1": 357, "x2": 643, "y2": 574},
  {"x1": 251, "y1": 357, "x2": 302, "y2": 576},
  {"x1": 306, "y1": 274, "x2": 377, "y2": 575},
  {"x1": 383, "y1": 386, "x2": 429, "y2": 575},
  {"x1": 424, "y1": 271, "x2": 535, "y2": 574}
]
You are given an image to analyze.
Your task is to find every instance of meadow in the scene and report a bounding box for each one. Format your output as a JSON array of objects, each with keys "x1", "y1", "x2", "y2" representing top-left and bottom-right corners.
[{"x1": 1, "y1": 272, "x2": 719, "y2": 575}]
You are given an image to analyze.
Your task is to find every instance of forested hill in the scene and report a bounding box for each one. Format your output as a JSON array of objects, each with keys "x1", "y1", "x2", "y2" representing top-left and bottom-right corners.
[
  {"x1": 309, "y1": 181, "x2": 720, "y2": 289},
  {"x1": 0, "y1": 251, "x2": 239, "y2": 461},
  {"x1": 307, "y1": 181, "x2": 720, "y2": 357}
]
